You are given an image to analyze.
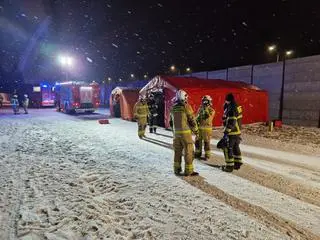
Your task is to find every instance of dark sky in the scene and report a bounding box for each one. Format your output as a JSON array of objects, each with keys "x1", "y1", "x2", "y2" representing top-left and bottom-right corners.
[{"x1": 1, "y1": 0, "x2": 320, "y2": 84}]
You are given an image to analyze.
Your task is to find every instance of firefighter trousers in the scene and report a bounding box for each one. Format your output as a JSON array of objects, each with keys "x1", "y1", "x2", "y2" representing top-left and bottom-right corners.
[
  {"x1": 223, "y1": 135, "x2": 242, "y2": 167},
  {"x1": 137, "y1": 117, "x2": 147, "y2": 138},
  {"x1": 195, "y1": 130, "x2": 211, "y2": 158},
  {"x1": 173, "y1": 134, "x2": 195, "y2": 175},
  {"x1": 148, "y1": 116, "x2": 157, "y2": 133}
]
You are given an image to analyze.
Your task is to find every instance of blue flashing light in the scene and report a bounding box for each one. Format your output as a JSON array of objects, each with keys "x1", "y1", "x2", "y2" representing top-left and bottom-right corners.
[{"x1": 42, "y1": 84, "x2": 48, "y2": 88}]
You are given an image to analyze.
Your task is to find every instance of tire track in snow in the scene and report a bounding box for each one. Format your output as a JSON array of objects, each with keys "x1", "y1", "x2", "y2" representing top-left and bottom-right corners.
[
  {"x1": 183, "y1": 175, "x2": 320, "y2": 240},
  {"x1": 146, "y1": 132, "x2": 320, "y2": 207}
]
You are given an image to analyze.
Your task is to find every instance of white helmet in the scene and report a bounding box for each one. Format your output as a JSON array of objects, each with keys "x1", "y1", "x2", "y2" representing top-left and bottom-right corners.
[
  {"x1": 139, "y1": 95, "x2": 146, "y2": 102},
  {"x1": 175, "y1": 90, "x2": 188, "y2": 103}
]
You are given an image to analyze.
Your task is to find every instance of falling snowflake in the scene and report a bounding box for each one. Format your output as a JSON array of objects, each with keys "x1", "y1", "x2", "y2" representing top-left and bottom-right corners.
[
  {"x1": 84, "y1": 14, "x2": 89, "y2": 18},
  {"x1": 107, "y1": 4, "x2": 111, "y2": 8},
  {"x1": 112, "y1": 43, "x2": 119, "y2": 48},
  {"x1": 157, "y1": 3, "x2": 163, "y2": 7},
  {"x1": 168, "y1": 41, "x2": 173, "y2": 45},
  {"x1": 128, "y1": 10, "x2": 132, "y2": 14},
  {"x1": 86, "y1": 57, "x2": 93, "y2": 63},
  {"x1": 102, "y1": 56, "x2": 107, "y2": 60},
  {"x1": 242, "y1": 22, "x2": 248, "y2": 27},
  {"x1": 21, "y1": 13, "x2": 27, "y2": 17}
]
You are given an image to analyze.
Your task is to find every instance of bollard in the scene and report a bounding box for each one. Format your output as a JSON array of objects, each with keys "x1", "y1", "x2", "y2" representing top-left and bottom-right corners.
[{"x1": 268, "y1": 121, "x2": 274, "y2": 132}]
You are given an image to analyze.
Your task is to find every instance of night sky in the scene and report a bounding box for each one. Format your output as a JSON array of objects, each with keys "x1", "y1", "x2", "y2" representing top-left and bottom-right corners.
[{"x1": 1, "y1": 0, "x2": 320, "y2": 85}]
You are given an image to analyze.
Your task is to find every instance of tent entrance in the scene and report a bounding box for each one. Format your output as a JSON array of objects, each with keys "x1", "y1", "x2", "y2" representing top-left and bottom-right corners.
[{"x1": 152, "y1": 91, "x2": 165, "y2": 128}]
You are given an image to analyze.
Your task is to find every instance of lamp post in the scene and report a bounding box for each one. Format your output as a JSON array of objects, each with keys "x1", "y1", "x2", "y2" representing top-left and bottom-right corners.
[
  {"x1": 58, "y1": 55, "x2": 73, "y2": 81},
  {"x1": 268, "y1": 45, "x2": 294, "y2": 120}
]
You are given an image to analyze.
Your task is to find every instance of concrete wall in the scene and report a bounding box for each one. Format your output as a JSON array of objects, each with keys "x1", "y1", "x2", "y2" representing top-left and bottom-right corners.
[
  {"x1": 191, "y1": 71, "x2": 208, "y2": 79},
  {"x1": 186, "y1": 54, "x2": 320, "y2": 127},
  {"x1": 283, "y1": 55, "x2": 320, "y2": 127},
  {"x1": 207, "y1": 69, "x2": 227, "y2": 79},
  {"x1": 253, "y1": 62, "x2": 283, "y2": 120},
  {"x1": 228, "y1": 65, "x2": 253, "y2": 84}
]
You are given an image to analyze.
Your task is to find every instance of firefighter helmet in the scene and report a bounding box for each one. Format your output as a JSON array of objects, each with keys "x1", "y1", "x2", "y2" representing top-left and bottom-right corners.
[
  {"x1": 175, "y1": 90, "x2": 188, "y2": 103},
  {"x1": 139, "y1": 95, "x2": 146, "y2": 102},
  {"x1": 202, "y1": 95, "x2": 212, "y2": 106}
]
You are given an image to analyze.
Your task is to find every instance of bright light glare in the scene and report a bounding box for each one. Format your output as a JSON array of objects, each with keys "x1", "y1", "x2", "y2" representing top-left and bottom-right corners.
[
  {"x1": 286, "y1": 50, "x2": 293, "y2": 56},
  {"x1": 268, "y1": 45, "x2": 276, "y2": 52},
  {"x1": 144, "y1": 74, "x2": 148, "y2": 78},
  {"x1": 59, "y1": 56, "x2": 73, "y2": 66},
  {"x1": 108, "y1": 77, "x2": 112, "y2": 81},
  {"x1": 130, "y1": 74, "x2": 134, "y2": 78},
  {"x1": 170, "y1": 65, "x2": 176, "y2": 71},
  {"x1": 186, "y1": 67, "x2": 191, "y2": 72}
]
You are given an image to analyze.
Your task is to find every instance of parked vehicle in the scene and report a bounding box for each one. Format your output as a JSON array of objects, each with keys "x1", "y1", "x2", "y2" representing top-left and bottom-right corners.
[{"x1": 55, "y1": 81, "x2": 100, "y2": 113}]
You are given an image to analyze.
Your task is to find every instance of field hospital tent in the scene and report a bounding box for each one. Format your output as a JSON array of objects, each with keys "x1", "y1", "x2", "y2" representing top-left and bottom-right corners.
[
  {"x1": 110, "y1": 87, "x2": 140, "y2": 121},
  {"x1": 139, "y1": 76, "x2": 268, "y2": 128}
]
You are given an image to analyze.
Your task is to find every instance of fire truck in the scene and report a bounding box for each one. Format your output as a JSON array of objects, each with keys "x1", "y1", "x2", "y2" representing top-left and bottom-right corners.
[
  {"x1": 55, "y1": 81, "x2": 100, "y2": 113},
  {"x1": 31, "y1": 83, "x2": 56, "y2": 108}
]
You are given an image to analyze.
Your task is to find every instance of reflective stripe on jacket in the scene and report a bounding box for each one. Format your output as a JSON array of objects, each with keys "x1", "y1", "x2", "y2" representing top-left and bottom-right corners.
[
  {"x1": 133, "y1": 102, "x2": 149, "y2": 118},
  {"x1": 197, "y1": 106, "x2": 215, "y2": 132},
  {"x1": 169, "y1": 103, "x2": 198, "y2": 136},
  {"x1": 224, "y1": 103, "x2": 242, "y2": 135}
]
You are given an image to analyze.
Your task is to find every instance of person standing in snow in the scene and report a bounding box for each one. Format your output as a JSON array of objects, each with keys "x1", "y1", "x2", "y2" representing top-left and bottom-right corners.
[
  {"x1": 147, "y1": 93, "x2": 159, "y2": 133},
  {"x1": 221, "y1": 93, "x2": 243, "y2": 172},
  {"x1": 0, "y1": 94, "x2": 3, "y2": 108},
  {"x1": 195, "y1": 95, "x2": 215, "y2": 160},
  {"x1": 11, "y1": 94, "x2": 19, "y2": 114},
  {"x1": 22, "y1": 94, "x2": 29, "y2": 114},
  {"x1": 169, "y1": 90, "x2": 199, "y2": 176},
  {"x1": 133, "y1": 95, "x2": 150, "y2": 138}
]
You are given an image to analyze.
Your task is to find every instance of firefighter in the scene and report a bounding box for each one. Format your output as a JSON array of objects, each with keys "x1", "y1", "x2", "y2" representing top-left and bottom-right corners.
[
  {"x1": 22, "y1": 94, "x2": 29, "y2": 114},
  {"x1": 147, "y1": 93, "x2": 159, "y2": 133},
  {"x1": 170, "y1": 90, "x2": 199, "y2": 176},
  {"x1": 11, "y1": 94, "x2": 19, "y2": 114},
  {"x1": 133, "y1": 95, "x2": 150, "y2": 138},
  {"x1": 195, "y1": 95, "x2": 215, "y2": 160},
  {"x1": 222, "y1": 93, "x2": 243, "y2": 172}
]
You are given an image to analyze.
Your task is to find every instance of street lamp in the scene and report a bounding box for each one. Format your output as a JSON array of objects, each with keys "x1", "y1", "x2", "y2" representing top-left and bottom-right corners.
[
  {"x1": 58, "y1": 55, "x2": 73, "y2": 81},
  {"x1": 144, "y1": 74, "x2": 148, "y2": 79},
  {"x1": 267, "y1": 45, "x2": 294, "y2": 120},
  {"x1": 130, "y1": 74, "x2": 134, "y2": 78},
  {"x1": 286, "y1": 50, "x2": 293, "y2": 56},
  {"x1": 186, "y1": 67, "x2": 191, "y2": 72},
  {"x1": 108, "y1": 77, "x2": 112, "y2": 82},
  {"x1": 268, "y1": 45, "x2": 280, "y2": 62},
  {"x1": 170, "y1": 65, "x2": 181, "y2": 75}
]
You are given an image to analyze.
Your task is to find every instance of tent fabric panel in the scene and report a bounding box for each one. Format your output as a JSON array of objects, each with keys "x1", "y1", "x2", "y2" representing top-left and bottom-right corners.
[{"x1": 120, "y1": 89, "x2": 140, "y2": 121}]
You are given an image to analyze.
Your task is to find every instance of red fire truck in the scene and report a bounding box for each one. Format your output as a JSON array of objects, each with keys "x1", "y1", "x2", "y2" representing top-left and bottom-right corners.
[{"x1": 55, "y1": 81, "x2": 100, "y2": 113}]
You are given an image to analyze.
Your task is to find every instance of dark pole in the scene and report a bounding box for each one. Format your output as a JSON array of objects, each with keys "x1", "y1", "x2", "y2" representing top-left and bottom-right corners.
[
  {"x1": 206, "y1": 71, "x2": 208, "y2": 79},
  {"x1": 226, "y1": 68, "x2": 229, "y2": 81},
  {"x1": 318, "y1": 110, "x2": 320, "y2": 128},
  {"x1": 250, "y1": 65, "x2": 254, "y2": 85},
  {"x1": 279, "y1": 54, "x2": 286, "y2": 120}
]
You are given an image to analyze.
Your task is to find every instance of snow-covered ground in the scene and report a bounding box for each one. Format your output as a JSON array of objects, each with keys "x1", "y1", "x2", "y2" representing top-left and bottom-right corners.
[{"x1": 0, "y1": 109, "x2": 319, "y2": 240}]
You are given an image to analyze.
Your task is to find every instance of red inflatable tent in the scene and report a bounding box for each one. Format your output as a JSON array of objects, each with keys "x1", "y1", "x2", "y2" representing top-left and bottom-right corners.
[
  {"x1": 110, "y1": 87, "x2": 140, "y2": 121},
  {"x1": 139, "y1": 76, "x2": 268, "y2": 128}
]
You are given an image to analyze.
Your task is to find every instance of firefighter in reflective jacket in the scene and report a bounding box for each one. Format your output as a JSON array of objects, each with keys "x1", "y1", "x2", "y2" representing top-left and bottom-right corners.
[
  {"x1": 133, "y1": 95, "x2": 150, "y2": 138},
  {"x1": 169, "y1": 90, "x2": 199, "y2": 176},
  {"x1": 195, "y1": 95, "x2": 215, "y2": 160},
  {"x1": 222, "y1": 93, "x2": 243, "y2": 172}
]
